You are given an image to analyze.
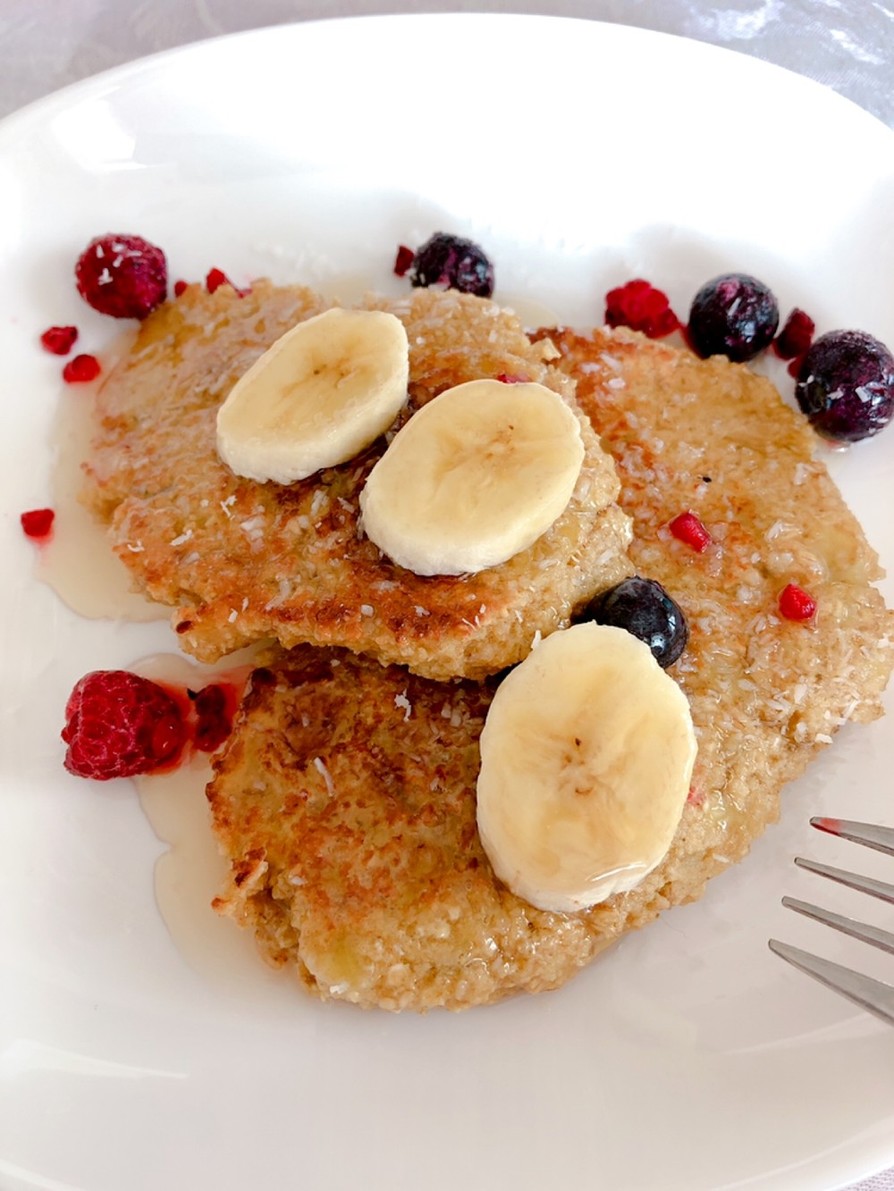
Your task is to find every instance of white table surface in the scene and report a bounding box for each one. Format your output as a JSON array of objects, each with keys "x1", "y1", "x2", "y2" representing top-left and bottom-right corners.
[{"x1": 2, "y1": 3, "x2": 892, "y2": 1189}]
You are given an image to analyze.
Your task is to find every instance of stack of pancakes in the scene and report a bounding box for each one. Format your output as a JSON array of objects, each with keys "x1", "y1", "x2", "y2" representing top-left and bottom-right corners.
[{"x1": 84, "y1": 281, "x2": 894, "y2": 1010}]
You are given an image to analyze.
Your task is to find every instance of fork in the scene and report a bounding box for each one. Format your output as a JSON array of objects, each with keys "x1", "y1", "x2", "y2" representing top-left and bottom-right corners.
[{"x1": 769, "y1": 817, "x2": 894, "y2": 1025}]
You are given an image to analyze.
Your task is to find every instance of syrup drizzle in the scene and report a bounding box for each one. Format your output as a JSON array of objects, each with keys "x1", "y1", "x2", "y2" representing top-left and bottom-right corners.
[{"x1": 38, "y1": 382, "x2": 167, "y2": 622}]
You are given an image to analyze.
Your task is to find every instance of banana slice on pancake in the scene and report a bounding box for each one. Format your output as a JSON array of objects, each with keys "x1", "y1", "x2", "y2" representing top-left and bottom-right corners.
[
  {"x1": 476, "y1": 623, "x2": 697, "y2": 913},
  {"x1": 216, "y1": 307, "x2": 409, "y2": 484},
  {"x1": 359, "y1": 378, "x2": 585, "y2": 576}
]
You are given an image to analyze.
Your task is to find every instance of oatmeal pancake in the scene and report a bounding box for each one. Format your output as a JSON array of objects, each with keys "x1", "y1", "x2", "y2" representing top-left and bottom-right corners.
[
  {"x1": 83, "y1": 282, "x2": 631, "y2": 681},
  {"x1": 207, "y1": 331, "x2": 894, "y2": 1011}
]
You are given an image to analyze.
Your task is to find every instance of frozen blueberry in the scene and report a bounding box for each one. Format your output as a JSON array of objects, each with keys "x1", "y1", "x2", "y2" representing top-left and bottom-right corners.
[
  {"x1": 795, "y1": 329, "x2": 894, "y2": 442},
  {"x1": 577, "y1": 577, "x2": 689, "y2": 668},
  {"x1": 410, "y1": 232, "x2": 495, "y2": 298},
  {"x1": 688, "y1": 273, "x2": 779, "y2": 362}
]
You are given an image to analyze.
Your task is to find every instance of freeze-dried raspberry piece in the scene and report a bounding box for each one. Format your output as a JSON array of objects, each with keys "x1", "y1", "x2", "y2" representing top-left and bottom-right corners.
[
  {"x1": 393, "y1": 245, "x2": 415, "y2": 277},
  {"x1": 20, "y1": 508, "x2": 55, "y2": 539},
  {"x1": 778, "y1": 583, "x2": 817, "y2": 622},
  {"x1": 668, "y1": 510, "x2": 712, "y2": 552},
  {"x1": 62, "y1": 354, "x2": 101, "y2": 383},
  {"x1": 40, "y1": 326, "x2": 78, "y2": 355},
  {"x1": 75, "y1": 233, "x2": 167, "y2": 320},
  {"x1": 62, "y1": 670, "x2": 187, "y2": 780}
]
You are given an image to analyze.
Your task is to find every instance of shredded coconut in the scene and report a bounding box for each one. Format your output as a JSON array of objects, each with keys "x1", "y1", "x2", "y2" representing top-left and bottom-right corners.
[{"x1": 313, "y1": 756, "x2": 335, "y2": 796}]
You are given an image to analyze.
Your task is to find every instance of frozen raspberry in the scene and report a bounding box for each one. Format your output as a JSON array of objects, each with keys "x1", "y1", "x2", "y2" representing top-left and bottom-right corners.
[
  {"x1": 62, "y1": 353, "x2": 101, "y2": 383},
  {"x1": 393, "y1": 245, "x2": 415, "y2": 277},
  {"x1": 191, "y1": 683, "x2": 236, "y2": 753},
  {"x1": 40, "y1": 325, "x2": 78, "y2": 355},
  {"x1": 688, "y1": 273, "x2": 779, "y2": 362},
  {"x1": 778, "y1": 583, "x2": 817, "y2": 622},
  {"x1": 75, "y1": 233, "x2": 167, "y2": 320},
  {"x1": 795, "y1": 329, "x2": 894, "y2": 442},
  {"x1": 62, "y1": 670, "x2": 187, "y2": 780},
  {"x1": 605, "y1": 279, "x2": 681, "y2": 339},
  {"x1": 20, "y1": 507, "x2": 55, "y2": 539},
  {"x1": 668, "y1": 510, "x2": 712, "y2": 552},
  {"x1": 773, "y1": 308, "x2": 815, "y2": 360},
  {"x1": 410, "y1": 232, "x2": 495, "y2": 298}
]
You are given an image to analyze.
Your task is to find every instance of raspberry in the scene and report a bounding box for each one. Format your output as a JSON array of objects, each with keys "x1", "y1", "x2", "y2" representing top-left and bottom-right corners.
[
  {"x1": 20, "y1": 507, "x2": 55, "y2": 538},
  {"x1": 191, "y1": 683, "x2": 236, "y2": 753},
  {"x1": 604, "y1": 279, "x2": 681, "y2": 339},
  {"x1": 393, "y1": 245, "x2": 415, "y2": 277},
  {"x1": 668, "y1": 510, "x2": 712, "y2": 552},
  {"x1": 62, "y1": 353, "x2": 101, "y2": 383},
  {"x1": 40, "y1": 325, "x2": 78, "y2": 355},
  {"x1": 773, "y1": 308, "x2": 815, "y2": 360},
  {"x1": 61, "y1": 670, "x2": 187, "y2": 780},
  {"x1": 778, "y1": 583, "x2": 817, "y2": 622},
  {"x1": 75, "y1": 233, "x2": 167, "y2": 320}
]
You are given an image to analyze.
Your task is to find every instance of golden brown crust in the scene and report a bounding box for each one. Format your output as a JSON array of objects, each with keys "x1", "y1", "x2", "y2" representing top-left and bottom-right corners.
[
  {"x1": 207, "y1": 328, "x2": 894, "y2": 1011},
  {"x1": 83, "y1": 283, "x2": 631, "y2": 680}
]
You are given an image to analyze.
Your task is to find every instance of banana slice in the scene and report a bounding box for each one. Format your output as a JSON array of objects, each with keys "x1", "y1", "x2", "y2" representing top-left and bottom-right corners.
[
  {"x1": 476, "y1": 623, "x2": 696, "y2": 913},
  {"x1": 359, "y1": 379, "x2": 584, "y2": 576},
  {"x1": 216, "y1": 307, "x2": 409, "y2": 484}
]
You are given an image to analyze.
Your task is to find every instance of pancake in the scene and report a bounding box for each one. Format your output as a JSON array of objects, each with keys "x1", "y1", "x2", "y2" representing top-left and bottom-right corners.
[
  {"x1": 83, "y1": 282, "x2": 631, "y2": 681},
  {"x1": 206, "y1": 328, "x2": 894, "y2": 1011}
]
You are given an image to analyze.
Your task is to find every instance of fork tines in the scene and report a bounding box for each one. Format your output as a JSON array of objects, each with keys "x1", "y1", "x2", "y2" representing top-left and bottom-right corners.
[{"x1": 769, "y1": 817, "x2": 894, "y2": 1026}]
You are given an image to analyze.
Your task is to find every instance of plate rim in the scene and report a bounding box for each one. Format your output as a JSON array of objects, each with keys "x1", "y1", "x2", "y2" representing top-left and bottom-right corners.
[{"x1": 2, "y1": 15, "x2": 894, "y2": 1191}]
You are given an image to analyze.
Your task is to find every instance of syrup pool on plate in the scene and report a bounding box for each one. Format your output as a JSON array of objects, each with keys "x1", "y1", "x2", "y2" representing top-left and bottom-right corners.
[
  {"x1": 42, "y1": 375, "x2": 289, "y2": 999},
  {"x1": 37, "y1": 353, "x2": 167, "y2": 622},
  {"x1": 131, "y1": 651, "x2": 290, "y2": 1000}
]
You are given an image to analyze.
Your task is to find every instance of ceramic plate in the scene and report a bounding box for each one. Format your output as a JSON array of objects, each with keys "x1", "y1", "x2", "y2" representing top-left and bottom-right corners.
[{"x1": 2, "y1": 15, "x2": 893, "y2": 1191}]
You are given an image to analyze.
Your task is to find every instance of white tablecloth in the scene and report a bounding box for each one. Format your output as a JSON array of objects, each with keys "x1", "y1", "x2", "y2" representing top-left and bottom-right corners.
[{"x1": 2, "y1": 3, "x2": 891, "y2": 1189}]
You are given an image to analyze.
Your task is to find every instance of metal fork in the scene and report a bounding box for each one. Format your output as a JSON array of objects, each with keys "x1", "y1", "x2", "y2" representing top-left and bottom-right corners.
[{"x1": 769, "y1": 817, "x2": 894, "y2": 1025}]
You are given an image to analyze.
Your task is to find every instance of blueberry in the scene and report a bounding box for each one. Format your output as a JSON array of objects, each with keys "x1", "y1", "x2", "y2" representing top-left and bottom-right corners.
[
  {"x1": 577, "y1": 577, "x2": 689, "y2": 668},
  {"x1": 688, "y1": 273, "x2": 779, "y2": 362},
  {"x1": 795, "y1": 329, "x2": 894, "y2": 442},
  {"x1": 410, "y1": 232, "x2": 495, "y2": 298}
]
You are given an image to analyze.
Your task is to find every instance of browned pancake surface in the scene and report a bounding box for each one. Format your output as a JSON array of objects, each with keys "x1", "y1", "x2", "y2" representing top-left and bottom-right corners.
[
  {"x1": 207, "y1": 328, "x2": 894, "y2": 1010},
  {"x1": 83, "y1": 282, "x2": 631, "y2": 680}
]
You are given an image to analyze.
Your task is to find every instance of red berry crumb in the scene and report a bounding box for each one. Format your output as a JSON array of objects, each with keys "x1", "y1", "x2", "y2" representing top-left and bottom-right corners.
[
  {"x1": 40, "y1": 325, "x2": 78, "y2": 355},
  {"x1": 75, "y1": 233, "x2": 167, "y2": 320},
  {"x1": 778, "y1": 582, "x2": 817, "y2": 622},
  {"x1": 605, "y1": 279, "x2": 681, "y2": 339},
  {"x1": 495, "y1": 373, "x2": 528, "y2": 384},
  {"x1": 191, "y1": 683, "x2": 236, "y2": 753},
  {"x1": 20, "y1": 507, "x2": 55, "y2": 539},
  {"x1": 173, "y1": 279, "x2": 189, "y2": 297},
  {"x1": 773, "y1": 308, "x2": 815, "y2": 360},
  {"x1": 393, "y1": 244, "x2": 415, "y2": 277},
  {"x1": 62, "y1": 353, "x2": 101, "y2": 384},
  {"x1": 61, "y1": 670, "x2": 187, "y2": 780},
  {"x1": 668, "y1": 510, "x2": 712, "y2": 552},
  {"x1": 205, "y1": 267, "x2": 249, "y2": 296}
]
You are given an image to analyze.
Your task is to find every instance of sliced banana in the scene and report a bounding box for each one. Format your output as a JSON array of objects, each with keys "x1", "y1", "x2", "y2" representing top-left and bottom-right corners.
[
  {"x1": 359, "y1": 379, "x2": 584, "y2": 576},
  {"x1": 216, "y1": 307, "x2": 409, "y2": 484},
  {"x1": 476, "y1": 623, "x2": 696, "y2": 913}
]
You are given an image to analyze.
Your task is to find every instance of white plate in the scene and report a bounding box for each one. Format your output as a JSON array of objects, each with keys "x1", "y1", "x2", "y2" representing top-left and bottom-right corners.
[{"x1": 2, "y1": 15, "x2": 894, "y2": 1191}]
